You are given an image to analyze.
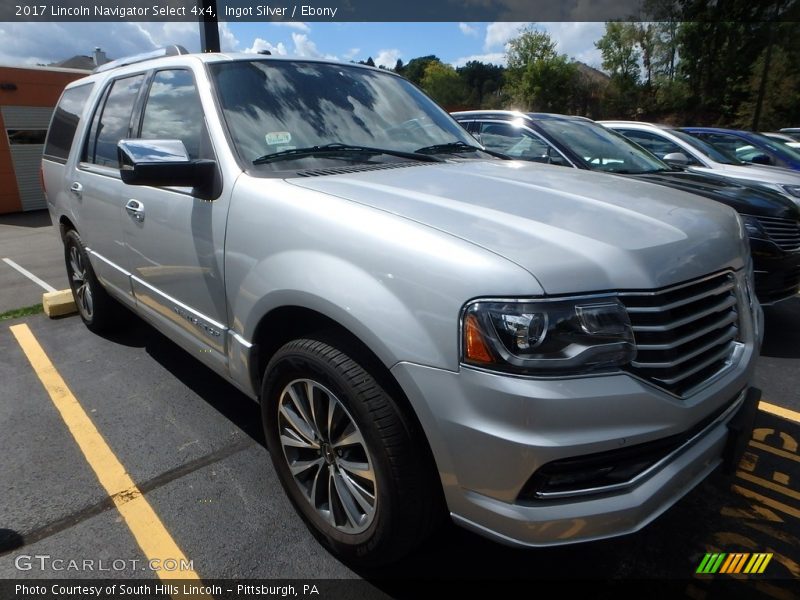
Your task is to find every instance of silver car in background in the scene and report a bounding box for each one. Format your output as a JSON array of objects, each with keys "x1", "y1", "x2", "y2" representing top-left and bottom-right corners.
[
  {"x1": 42, "y1": 49, "x2": 763, "y2": 565},
  {"x1": 602, "y1": 120, "x2": 800, "y2": 206}
]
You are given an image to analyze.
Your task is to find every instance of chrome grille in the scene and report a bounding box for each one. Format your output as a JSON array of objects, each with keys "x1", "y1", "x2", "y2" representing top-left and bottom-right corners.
[
  {"x1": 620, "y1": 272, "x2": 741, "y2": 397},
  {"x1": 756, "y1": 215, "x2": 800, "y2": 251}
]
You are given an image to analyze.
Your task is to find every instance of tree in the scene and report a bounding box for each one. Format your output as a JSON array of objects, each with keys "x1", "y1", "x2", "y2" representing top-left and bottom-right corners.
[
  {"x1": 596, "y1": 22, "x2": 641, "y2": 84},
  {"x1": 456, "y1": 60, "x2": 505, "y2": 107},
  {"x1": 596, "y1": 22, "x2": 642, "y2": 117},
  {"x1": 420, "y1": 62, "x2": 467, "y2": 108},
  {"x1": 402, "y1": 55, "x2": 441, "y2": 85},
  {"x1": 504, "y1": 28, "x2": 579, "y2": 112},
  {"x1": 736, "y1": 45, "x2": 800, "y2": 130}
]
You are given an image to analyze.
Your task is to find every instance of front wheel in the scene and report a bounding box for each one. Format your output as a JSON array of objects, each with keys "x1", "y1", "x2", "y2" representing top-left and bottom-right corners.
[
  {"x1": 63, "y1": 230, "x2": 123, "y2": 333},
  {"x1": 261, "y1": 337, "x2": 439, "y2": 566}
]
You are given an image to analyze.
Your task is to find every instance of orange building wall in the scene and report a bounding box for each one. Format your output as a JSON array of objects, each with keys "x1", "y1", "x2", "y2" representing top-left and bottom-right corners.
[{"x1": 0, "y1": 66, "x2": 88, "y2": 214}]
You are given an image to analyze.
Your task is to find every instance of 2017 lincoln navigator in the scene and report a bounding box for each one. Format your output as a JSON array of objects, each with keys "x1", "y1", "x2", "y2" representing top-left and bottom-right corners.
[{"x1": 41, "y1": 46, "x2": 763, "y2": 565}]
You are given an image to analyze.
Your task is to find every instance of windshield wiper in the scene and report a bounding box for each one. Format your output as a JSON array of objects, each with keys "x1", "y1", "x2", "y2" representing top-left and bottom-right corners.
[
  {"x1": 415, "y1": 141, "x2": 510, "y2": 159},
  {"x1": 252, "y1": 142, "x2": 443, "y2": 165}
]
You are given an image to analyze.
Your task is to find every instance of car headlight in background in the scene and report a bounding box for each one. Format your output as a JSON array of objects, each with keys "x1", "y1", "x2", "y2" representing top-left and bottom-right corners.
[
  {"x1": 462, "y1": 298, "x2": 636, "y2": 375},
  {"x1": 739, "y1": 214, "x2": 767, "y2": 239},
  {"x1": 781, "y1": 184, "x2": 800, "y2": 198}
]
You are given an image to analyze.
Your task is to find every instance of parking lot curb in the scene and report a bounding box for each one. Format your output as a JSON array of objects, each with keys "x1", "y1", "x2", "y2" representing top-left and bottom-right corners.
[{"x1": 42, "y1": 289, "x2": 77, "y2": 318}]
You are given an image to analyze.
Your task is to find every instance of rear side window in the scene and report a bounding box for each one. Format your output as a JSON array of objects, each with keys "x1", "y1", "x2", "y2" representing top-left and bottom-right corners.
[
  {"x1": 140, "y1": 69, "x2": 209, "y2": 160},
  {"x1": 84, "y1": 74, "x2": 145, "y2": 168},
  {"x1": 619, "y1": 129, "x2": 699, "y2": 165},
  {"x1": 44, "y1": 83, "x2": 94, "y2": 162}
]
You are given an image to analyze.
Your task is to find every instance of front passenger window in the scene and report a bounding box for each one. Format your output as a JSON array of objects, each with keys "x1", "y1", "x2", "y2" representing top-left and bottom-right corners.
[
  {"x1": 140, "y1": 70, "x2": 208, "y2": 160},
  {"x1": 84, "y1": 74, "x2": 145, "y2": 168}
]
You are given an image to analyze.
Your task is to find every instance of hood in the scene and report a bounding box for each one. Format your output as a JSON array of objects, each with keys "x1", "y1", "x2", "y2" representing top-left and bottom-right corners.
[
  {"x1": 286, "y1": 160, "x2": 746, "y2": 295},
  {"x1": 627, "y1": 170, "x2": 800, "y2": 219},
  {"x1": 715, "y1": 163, "x2": 800, "y2": 185}
]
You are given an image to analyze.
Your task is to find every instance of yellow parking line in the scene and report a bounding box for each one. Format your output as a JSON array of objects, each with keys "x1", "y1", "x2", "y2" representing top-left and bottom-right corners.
[
  {"x1": 10, "y1": 323, "x2": 201, "y2": 582},
  {"x1": 749, "y1": 440, "x2": 800, "y2": 464},
  {"x1": 760, "y1": 401, "x2": 800, "y2": 424},
  {"x1": 733, "y1": 485, "x2": 800, "y2": 519},
  {"x1": 736, "y1": 471, "x2": 800, "y2": 502}
]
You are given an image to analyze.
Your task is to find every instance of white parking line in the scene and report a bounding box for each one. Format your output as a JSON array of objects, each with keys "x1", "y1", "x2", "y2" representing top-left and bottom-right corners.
[{"x1": 2, "y1": 257, "x2": 58, "y2": 293}]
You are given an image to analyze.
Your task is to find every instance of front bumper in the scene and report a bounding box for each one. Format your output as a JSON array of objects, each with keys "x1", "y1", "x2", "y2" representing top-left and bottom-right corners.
[{"x1": 391, "y1": 341, "x2": 757, "y2": 547}]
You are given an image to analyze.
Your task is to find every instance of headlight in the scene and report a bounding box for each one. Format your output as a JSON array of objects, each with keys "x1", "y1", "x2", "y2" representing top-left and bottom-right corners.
[
  {"x1": 462, "y1": 298, "x2": 636, "y2": 375},
  {"x1": 739, "y1": 215, "x2": 766, "y2": 239},
  {"x1": 782, "y1": 185, "x2": 800, "y2": 198}
]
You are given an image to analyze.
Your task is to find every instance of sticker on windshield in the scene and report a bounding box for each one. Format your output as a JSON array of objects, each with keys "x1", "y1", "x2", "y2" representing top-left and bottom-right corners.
[{"x1": 266, "y1": 132, "x2": 292, "y2": 145}]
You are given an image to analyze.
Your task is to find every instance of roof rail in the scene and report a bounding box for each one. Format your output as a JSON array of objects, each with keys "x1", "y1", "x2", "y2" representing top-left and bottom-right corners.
[{"x1": 94, "y1": 45, "x2": 190, "y2": 73}]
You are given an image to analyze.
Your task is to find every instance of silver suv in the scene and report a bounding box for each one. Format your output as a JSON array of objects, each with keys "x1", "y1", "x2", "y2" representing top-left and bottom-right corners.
[{"x1": 42, "y1": 47, "x2": 763, "y2": 565}]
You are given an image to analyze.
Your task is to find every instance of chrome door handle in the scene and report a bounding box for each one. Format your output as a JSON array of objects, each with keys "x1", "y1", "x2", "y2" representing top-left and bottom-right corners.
[
  {"x1": 125, "y1": 199, "x2": 145, "y2": 222},
  {"x1": 69, "y1": 182, "x2": 82, "y2": 198}
]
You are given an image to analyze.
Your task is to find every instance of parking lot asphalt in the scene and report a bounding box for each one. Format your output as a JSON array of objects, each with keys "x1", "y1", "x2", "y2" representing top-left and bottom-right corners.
[
  {"x1": 0, "y1": 211, "x2": 68, "y2": 313},
  {"x1": 1, "y1": 212, "x2": 799, "y2": 598}
]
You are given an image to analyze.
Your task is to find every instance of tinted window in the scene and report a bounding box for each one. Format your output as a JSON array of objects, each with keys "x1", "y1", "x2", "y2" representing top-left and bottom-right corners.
[
  {"x1": 140, "y1": 70, "x2": 207, "y2": 160},
  {"x1": 8, "y1": 130, "x2": 47, "y2": 145},
  {"x1": 618, "y1": 129, "x2": 698, "y2": 164},
  {"x1": 478, "y1": 122, "x2": 569, "y2": 166},
  {"x1": 84, "y1": 74, "x2": 144, "y2": 168},
  {"x1": 535, "y1": 118, "x2": 668, "y2": 174},
  {"x1": 672, "y1": 129, "x2": 742, "y2": 165},
  {"x1": 44, "y1": 83, "x2": 93, "y2": 161}
]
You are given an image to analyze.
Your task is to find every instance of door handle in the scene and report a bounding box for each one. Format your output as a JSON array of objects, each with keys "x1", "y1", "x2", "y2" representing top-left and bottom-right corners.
[
  {"x1": 125, "y1": 199, "x2": 145, "y2": 222},
  {"x1": 69, "y1": 182, "x2": 82, "y2": 198}
]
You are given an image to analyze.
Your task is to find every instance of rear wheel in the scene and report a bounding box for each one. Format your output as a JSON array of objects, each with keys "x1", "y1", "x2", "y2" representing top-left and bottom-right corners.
[
  {"x1": 64, "y1": 230, "x2": 124, "y2": 333},
  {"x1": 262, "y1": 337, "x2": 439, "y2": 566}
]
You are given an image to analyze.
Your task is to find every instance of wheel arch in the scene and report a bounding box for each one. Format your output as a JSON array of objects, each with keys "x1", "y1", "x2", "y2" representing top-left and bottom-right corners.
[{"x1": 249, "y1": 304, "x2": 445, "y2": 503}]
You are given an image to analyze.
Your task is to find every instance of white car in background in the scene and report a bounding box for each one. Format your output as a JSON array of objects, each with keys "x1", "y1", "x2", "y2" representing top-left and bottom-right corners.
[
  {"x1": 762, "y1": 132, "x2": 800, "y2": 150},
  {"x1": 601, "y1": 121, "x2": 800, "y2": 207}
]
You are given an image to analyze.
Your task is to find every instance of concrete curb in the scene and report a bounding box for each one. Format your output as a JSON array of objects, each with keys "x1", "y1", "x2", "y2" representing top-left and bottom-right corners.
[{"x1": 43, "y1": 289, "x2": 77, "y2": 318}]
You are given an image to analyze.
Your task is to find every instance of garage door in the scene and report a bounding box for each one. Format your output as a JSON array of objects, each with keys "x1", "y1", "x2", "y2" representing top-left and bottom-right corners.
[{"x1": 2, "y1": 106, "x2": 53, "y2": 211}]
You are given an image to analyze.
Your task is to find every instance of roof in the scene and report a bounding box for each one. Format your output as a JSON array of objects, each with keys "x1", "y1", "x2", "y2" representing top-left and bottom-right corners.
[
  {"x1": 50, "y1": 56, "x2": 95, "y2": 71},
  {"x1": 452, "y1": 110, "x2": 591, "y2": 122},
  {"x1": 680, "y1": 127, "x2": 748, "y2": 135}
]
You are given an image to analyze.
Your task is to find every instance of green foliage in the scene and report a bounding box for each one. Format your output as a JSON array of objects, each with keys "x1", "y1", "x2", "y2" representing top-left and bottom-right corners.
[
  {"x1": 504, "y1": 28, "x2": 581, "y2": 112},
  {"x1": 0, "y1": 303, "x2": 43, "y2": 321},
  {"x1": 596, "y1": 22, "x2": 641, "y2": 85},
  {"x1": 420, "y1": 62, "x2": 468, "y2": 108},
  {"x1": 457, "y1": 60, "x2": 505, "y2": 108},
  {"x1": 402, "y1": 55, "x2": 441, "y2": 85},
  {"x1": 735, "y1": 45, "x2": 800, "y2": 130},
  {"x1": 396, "y1": 15, "x2": 800, "y2": 127}
]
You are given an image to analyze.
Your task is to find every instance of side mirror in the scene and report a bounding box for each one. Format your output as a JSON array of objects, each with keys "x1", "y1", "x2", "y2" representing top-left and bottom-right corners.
[
  {"x1": 662, "y1": 152, "x2": 690, "y2": 166},
  {"x1": 748, "y1": 153, "x2": 772, "y2": 166},
  {"x1": 117, "y1": 139, "x2": 218, "y2": 200}
]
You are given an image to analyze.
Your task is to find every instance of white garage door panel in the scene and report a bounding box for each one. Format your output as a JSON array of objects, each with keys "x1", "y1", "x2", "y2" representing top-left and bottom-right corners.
[
  {"x1": 9, "y1": 145, "x2": 46, "y2": 211},
  {"x1": 1, "y1": 106, "x2": 53, "y2": 129},
  {"x1": 2, "y1": 106, "x2": 53, "y2": 211}
]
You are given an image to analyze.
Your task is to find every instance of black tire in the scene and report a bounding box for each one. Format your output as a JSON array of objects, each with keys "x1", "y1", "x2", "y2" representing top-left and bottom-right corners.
[
  {"x1": 63, "y1": 229, "x2": 124, "y2": 333},
  {"x1": 261, "y1": 337, "x2": 440, "y2": 566}
]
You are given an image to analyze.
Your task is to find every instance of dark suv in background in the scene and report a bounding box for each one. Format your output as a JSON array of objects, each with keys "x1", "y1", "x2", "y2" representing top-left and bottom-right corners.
[{"x1": 453, "y1": 111, "x2": 800, "y2": 305}]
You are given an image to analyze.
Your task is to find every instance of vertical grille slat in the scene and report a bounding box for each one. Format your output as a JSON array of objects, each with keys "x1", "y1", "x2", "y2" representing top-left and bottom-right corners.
[{"x1": 620, "y1": 272, "x2": 741, "y2": 397}]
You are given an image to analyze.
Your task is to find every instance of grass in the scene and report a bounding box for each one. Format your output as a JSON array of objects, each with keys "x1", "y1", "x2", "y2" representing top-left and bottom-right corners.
[{"x1": 0, "y1": 303, "x2": 44, "y2": 321}]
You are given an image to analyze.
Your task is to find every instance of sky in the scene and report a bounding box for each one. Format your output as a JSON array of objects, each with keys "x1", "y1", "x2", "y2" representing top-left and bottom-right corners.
[{"x1": 0, "y1": 21, "x2": 606, "y2": 70}]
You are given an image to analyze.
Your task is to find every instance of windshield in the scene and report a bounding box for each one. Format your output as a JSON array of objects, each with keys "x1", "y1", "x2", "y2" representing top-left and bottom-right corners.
[
  {"x1": 208, "y1": 60, "x2": 480, "y2": 170},
  {"x1": 751, "y1": 132, "x2": 800, "y2": 162},
  {"x1": 534, "y1": 117, "x2": 669, "y2": 174},
  {"x1": 671, "y1": 129, "x2": 743, "y2": 165}
]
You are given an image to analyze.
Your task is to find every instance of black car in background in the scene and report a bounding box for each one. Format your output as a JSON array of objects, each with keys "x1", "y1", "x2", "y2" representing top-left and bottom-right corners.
[{"x1": 453, "y1": 110, "x2": 800, "y2": 305}]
